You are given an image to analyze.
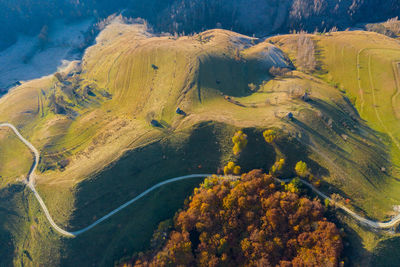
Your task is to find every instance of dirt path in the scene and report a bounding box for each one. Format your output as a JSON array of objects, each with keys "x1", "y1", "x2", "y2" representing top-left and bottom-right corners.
[{"x1": 1, "y1": 122, "x2": 400, "y2": 238}]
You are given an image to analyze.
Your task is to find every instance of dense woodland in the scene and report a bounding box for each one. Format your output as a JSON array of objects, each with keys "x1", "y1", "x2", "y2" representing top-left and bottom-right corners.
[
  {"x1": 122, "y1": 170, "x2": 343, "y2": 267},
  {"x1": 1, "y1": 0, "x2": 400, "y2": 51}
]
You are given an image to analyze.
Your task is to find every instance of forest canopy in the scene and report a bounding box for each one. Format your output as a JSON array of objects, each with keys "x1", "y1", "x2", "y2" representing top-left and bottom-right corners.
[
  {"x1": 2, "y1": 0, "x2": 400, "y2": 51},
  {"x1": 125, "y1": 170, "x2": 343, "y2": 267}
]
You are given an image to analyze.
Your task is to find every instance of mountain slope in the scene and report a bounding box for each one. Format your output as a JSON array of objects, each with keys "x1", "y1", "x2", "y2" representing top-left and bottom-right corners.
[{"x1": 1, "y1": 20, "x2": 400, "y2": 266}]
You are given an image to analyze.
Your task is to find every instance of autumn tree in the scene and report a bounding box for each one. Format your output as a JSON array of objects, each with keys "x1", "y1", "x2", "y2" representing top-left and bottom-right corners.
[
  {"x1": 269, "y1": 66, "x2": 291, "y2": 77},
  {"x1": 285, "y1": 177, "x2": 302, "y2": 193},
  {"x1": 232, "y1": 130, "x2": 248, "y2": 155},
  {"x1": 263, "y1": 129, "x2": 277, "y2": 143},
  {"x1": 295, "y1": 161, "x2": 309, "y2": 177},
  {"x1": 223, "y1": 162, "x2": 241, "y2": 175},
  {"x1": 270, "y1": 158, "x2": 285, "y2": 175},
  {"x1": 129, "y1": 170, "x2": 343, "y2": 267}
]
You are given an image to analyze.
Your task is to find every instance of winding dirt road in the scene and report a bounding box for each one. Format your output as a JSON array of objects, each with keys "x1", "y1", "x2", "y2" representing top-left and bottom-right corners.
[{"x1": 1, "y1": 122, "x2": 399, "y2": 238}]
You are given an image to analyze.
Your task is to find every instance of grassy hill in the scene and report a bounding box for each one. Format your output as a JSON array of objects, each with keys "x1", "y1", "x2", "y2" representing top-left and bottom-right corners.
[
  {"x1": 1, "y1": 19, "x2": 400, "y2": 266},
  {"x1": 270, "y1": 31, "x2": 400, "y2": 201},
  {"x1": 269, "y1": 30, "x2": 400, "y2": 265}
]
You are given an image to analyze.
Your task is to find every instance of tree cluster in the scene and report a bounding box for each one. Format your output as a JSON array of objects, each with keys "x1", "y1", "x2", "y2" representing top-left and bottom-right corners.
[
  {"x1": 296, "y1": 33, "x2": 316, "y2": 72},
  {"x1": 223, "y1": 162, "x2": 241, "y2": 176},
  {"x1": 3, "y1": 0, "x2": 400, "y2": 53},
  {"x1": 366, "y1": 17, "x2": 400, "y2": 38},
  {"x1": 295, "y1": 161, "x2": 321, "y2": 188},
  {"x1": 128, "y1": 170, "x2": 343, "y2": 267},
  {"x1": 269, "y1": 67, "x2": 292, "y2": 77}
]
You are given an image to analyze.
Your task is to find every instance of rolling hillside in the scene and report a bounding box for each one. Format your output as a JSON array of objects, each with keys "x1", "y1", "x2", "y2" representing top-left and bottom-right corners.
[{"x1": 1, "y1": 19, "x2": 400, "y2": 266}]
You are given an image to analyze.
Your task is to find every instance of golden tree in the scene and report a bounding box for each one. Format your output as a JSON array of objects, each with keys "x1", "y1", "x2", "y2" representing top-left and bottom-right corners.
[
  {"x1": 232, "y1": 130, "x2": 248, "y2": 155},
  {"x1": 295, "y1": 161, "x2": 309, "y2": 177},
  {"x1": 271, "y1": 158, "x2": 285, "y2": 175},
  {"x1": 263, "y1": 129, "x2": 277, "y2": 143},
  {"x1": 224, "y1": 162, "x2": 241, "y2": 175}
]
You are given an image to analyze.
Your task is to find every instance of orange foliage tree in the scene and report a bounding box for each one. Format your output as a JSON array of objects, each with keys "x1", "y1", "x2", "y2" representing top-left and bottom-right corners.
[{"x1": 130, "y1": 170, "x2": 342, "y2": 267}]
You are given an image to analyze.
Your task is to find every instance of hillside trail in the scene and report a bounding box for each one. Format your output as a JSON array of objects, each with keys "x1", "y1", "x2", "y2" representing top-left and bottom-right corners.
[{"x1": 1, "y1": 122, "x2": 400, "y2": 237}]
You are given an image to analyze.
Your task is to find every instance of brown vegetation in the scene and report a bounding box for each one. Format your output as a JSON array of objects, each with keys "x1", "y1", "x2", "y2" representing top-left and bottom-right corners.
[
  {"x1": 125, "y1": 170, "x2": 342, "y2": 267},
  {"x1": 366, "y1": 17, "x2": 400, "y2": 37},
  {"x1": 269, "y1": 66, "x2": 292, "y2": 77},
  {"x1": 296, "y1": 33, "x2": 316, "y2": 72}
]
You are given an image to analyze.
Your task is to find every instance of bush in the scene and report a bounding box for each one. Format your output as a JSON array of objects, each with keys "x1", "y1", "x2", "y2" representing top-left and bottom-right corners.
[
  {"x1": 263, "y1": 129, "x2": 277, "y2": 143},
  {"x1": 285, "y1": 177, "x2": 302, "y2": 193},
  {"x1": 232, "y1": 131, "x2": 248, "y2": 155},
  {"x1": 324, "y1": 198, "x2": 330, "y2": 208},
  {"x1": 295, "y1": 161, "x2": 309, "y2": 177},
  {"x1": 270, "y1": 158, "x2": 285, "y2": 175},
  {"x1": 223, "y1": 162, "x2": 241, "y2": 175},
  {"x1": 269, "y1": 66, "x2": 291, "y2": 77}
]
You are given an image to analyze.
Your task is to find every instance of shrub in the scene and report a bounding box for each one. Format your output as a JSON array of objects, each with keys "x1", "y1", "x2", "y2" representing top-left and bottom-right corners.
[
  {"x1": 295, "y1": 161, "x2": 309, "y2": 177},
  {"x1": 232, "y1": 131, "x2": 248, "y2": 155},
  {"x1": 271, "y1": 158, "x2": 285, "y2": 175},
  {"x1": 248, "y1": 83, "x2": 257, "y2": 92},
  {"x1": 269, "y1": 66, "x2": 291, "y2": 77},
  {"x1": 263, "y1": 129, "x2": 277, "y2": 143},
  {"x1": 223, "y1": 162, "x2": 241, "y2": 175},
  {"x1": 285, "y1": 177, "x2": 302, "y2": 193}
]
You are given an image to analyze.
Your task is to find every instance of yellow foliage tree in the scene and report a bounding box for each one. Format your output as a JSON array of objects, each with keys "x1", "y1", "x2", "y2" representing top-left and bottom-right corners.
[
  {"x1": 295, "y1": 161, "x2": 309, "y2": 177},
  {"x1": 232, "y1": 131, "x2": 248, "y2": 155},
  {"x1": 263, "y1": 129, "x2": 277, "y2": 143},
  {"x1": 224, "y1": 162, "x2": 241, "y2": 175},
  {"x1": 233, "y1": 166, "x2": 241, "y2": 175},
  {"x1": 285, "y1": 178, "x2": 301, "y2": 193},
  {"x1": 271, "y1": 158, "x2": 285, "y2": 175}
]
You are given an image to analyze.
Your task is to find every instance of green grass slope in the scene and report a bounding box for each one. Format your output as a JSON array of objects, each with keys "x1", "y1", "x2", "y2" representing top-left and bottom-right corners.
[{"x1": 270, "y1": 30, "x2": 400, "y2": 265}]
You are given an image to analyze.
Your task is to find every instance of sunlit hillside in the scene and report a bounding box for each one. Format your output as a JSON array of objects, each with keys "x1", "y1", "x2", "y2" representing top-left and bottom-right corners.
[{"x1": 1, "y1": 18, "x2": 400, "y2": 266}]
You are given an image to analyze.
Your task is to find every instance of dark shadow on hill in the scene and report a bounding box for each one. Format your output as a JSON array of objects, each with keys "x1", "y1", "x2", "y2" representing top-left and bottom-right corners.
[
  {"x1": 290, "y1": 98, "x2": 392, "y2": 187},
  {"x1": 277, "y1": 134, "x2": 330, "y2": 179},
  {"x1": 61, "y1": 121, "x2": 239, "y2": 266},
  {"x1": 67, "y1": 121, "x2": 233, "y2": 230},
  {"x1": 313, "y1": 39, "x2": 329, "y2": 76},
  {"x1": 237, "y1": 128, "x2": 276, "y2": 172},
  {"x1": 0, "y1": 184, "x2": 26, "y2": 267},
  {"x1": 372, "y1": 236, "x2": 400, "y2": 266},
  {"x1": 63, "y1": 178, "x2": 205, "y2": 267},
  {"x1": 198, "y1": 55, "x2": 272, "y2": 97},
  {"x1": 326, "y1": 209, "x2": 374, "y2": 267}
]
